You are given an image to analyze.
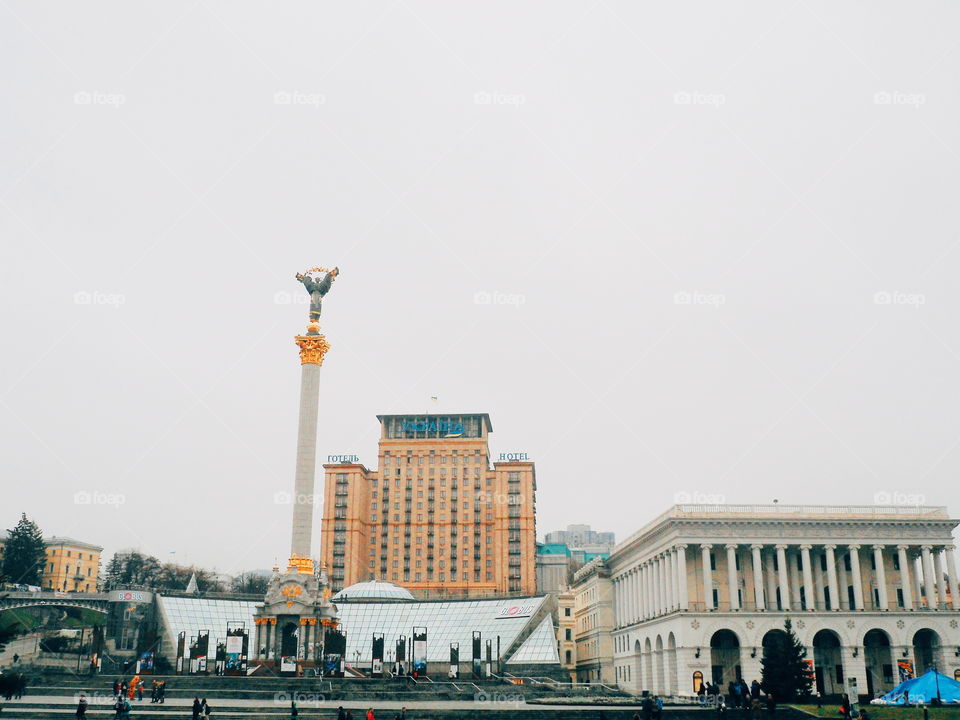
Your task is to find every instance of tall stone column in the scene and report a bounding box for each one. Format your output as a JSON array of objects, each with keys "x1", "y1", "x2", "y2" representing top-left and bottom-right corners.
[
  {"x1": 945, "y1": 545, "x2": 960, "y2": 610},
  {"x1": 849, "y1": 545, "x2": 864, "y2": 611},
  {"x1": 671, "y1": 547, "x2": 681, "y2": 611},
  {"x1": 921, "y1": 545, "x2": 938, "y2": 609},
  {"x1": 665, "y1": 552, "x2": 674, "y2": 611},
  {"x1": 726, "y1": 544, "x2": 740, "y2": 611},
  {"x1": 751, "y1": 544, "x2": 765, "y2": 610},
  {"x1": 701, "y1": 544, "x2": 714, "y2": 610},
  {"x1": 897, "y1": 545, "x2": 913, "y2": 610},
  {"x1": 776, "y1": 545, "x2": 790, "y2": 611},
  {"x1": 290, "y1": 334, "x2": 330, "y2": 563},
  {"x1": 676, "y1": 544, "x2": 689, "y2": 610},
  {"x1": 913, "y1": 554, "x2": 924, "y2": 608},
  {"x1": 873, "y1": 545, "x2": 889, "y2": 611},
  {"x1": 800, "y1": 545, "x2": 815, "y2": 610},
  {"x1": 935, "y1": 549, "x2": 949, "y2": 609},
  {"x1": 653, "y1": 555, "x2": 663, "y2": 616},
  {"x1": 825, "y1": 545, "x2": 840, "y2": 611}
]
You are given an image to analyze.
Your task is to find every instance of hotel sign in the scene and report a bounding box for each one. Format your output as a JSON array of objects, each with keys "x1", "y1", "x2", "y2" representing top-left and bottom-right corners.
[
  {"x1": 498, "y1": 452, "x2": 529, "y2": 461},
  {"x1": 403, "y1": 419, "x2": 464, "y2": 435},
  {"x1": 327, "y1": 454, "x2": 359, "y2": 464},
  {"x1": 495, "y1": 603, "x2": 537, "y2": 619}
]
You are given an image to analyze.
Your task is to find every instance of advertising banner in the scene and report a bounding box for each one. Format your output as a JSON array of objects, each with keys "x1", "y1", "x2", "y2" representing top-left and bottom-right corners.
[
  {"x1": 412, "y1": 627, "x2": 427, "y2": 677},
  {"x1": 371, "y1": 633, "x2": 384, "y2": 677}
]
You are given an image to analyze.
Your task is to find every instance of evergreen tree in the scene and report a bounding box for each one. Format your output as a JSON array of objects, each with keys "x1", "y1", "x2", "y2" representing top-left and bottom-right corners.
[
  {"x1": 761, "y1": 618, "x2": 814, "y2": 702},
  {"x1": 1, "y1": 514, "x2": 47, "y2": 586}
]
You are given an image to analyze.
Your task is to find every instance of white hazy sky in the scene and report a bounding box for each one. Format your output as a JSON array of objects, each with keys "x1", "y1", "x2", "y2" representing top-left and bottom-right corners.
[{"x1": 3, "y1": 1, "x2": 960, "y2": 576}]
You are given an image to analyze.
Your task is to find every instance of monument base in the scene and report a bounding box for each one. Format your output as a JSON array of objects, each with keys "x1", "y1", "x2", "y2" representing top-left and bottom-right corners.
[{"x1": 252, "y1": 557, "x2": 338, "y2": 676}]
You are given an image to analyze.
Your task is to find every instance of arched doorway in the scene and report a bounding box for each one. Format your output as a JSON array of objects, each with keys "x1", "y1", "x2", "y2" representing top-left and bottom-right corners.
[
  {"x1": 633, "y1": 639, "x2": 643, "y2": 694},
  {"x1": 644, "y1": 637, "x2": 653, "y2": 691},
  {"x1": 812, "y1": 629, "x2": 843, "y2": 696},
  {"x1": 667, "y1": 633, "x2": 678, "y2": 695},
  {"x1": 710, "y1": 629, "x2": 741, "y2": 688},
  {"x1": 863, "y1": 629, "x2": 893, "y2": 695},
  {"x1": 913, "y1": 629, "x2": 942, "y2": 675},
  {"x1": 693, "y1": 670, "x2": 705, "y2": 694},
  {"x1": 655, "y1": 635, "x2": 665, "y2": 694}
]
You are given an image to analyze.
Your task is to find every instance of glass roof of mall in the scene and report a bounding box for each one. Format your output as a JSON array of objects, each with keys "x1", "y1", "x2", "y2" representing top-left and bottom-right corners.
[
  {"x1": 156, "y1": 594, "x2": 558, "y2": 664},
  {"x1": 158, "y1": 596, "x2": 260, "y2": 654}
]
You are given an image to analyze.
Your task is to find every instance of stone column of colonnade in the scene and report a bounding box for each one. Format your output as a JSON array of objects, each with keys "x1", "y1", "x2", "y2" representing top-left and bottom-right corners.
[{"x1": 613, "y1": 544, "x2": 695, "y2": 630}]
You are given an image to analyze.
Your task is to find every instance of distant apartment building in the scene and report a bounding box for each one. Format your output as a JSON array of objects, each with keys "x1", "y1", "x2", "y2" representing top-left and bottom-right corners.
[
  {"x1": 319, "y1": 413, "x2": 538, "y2": 598},
  {"x1": 537, "y1": 525, "x2": 616, "y2": 595},
  {"x1": 545, "y1": 524, "x2": 616, "y2": 555}
]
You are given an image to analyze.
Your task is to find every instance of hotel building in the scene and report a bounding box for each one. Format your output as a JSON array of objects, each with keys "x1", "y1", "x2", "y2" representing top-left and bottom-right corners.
[
  {"x1": 571, "y1": 504, "x2": 960, "y2": 696},
  {"x1": 319, "y1": 413, "x2": 537, "y2": 599}
]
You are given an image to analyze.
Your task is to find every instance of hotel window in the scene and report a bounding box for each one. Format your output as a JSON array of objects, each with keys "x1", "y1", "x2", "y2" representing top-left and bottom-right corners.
[
  {"x1": 371, "y1": 502, "x2": 378, "y2": 510},
  {"x1": 384, "y1": 456, "x2": 391, "y2": 465}
]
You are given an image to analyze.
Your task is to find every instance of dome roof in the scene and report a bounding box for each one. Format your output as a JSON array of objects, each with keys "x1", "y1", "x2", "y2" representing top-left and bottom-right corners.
[{"x1": 331, "y1": 579, "x2": 415, "y2": 602}]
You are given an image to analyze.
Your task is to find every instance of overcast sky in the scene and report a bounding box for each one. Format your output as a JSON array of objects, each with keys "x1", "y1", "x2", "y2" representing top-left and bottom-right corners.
[{"x1": 3, "y1": 1, "x2": 960, "y2": 577}]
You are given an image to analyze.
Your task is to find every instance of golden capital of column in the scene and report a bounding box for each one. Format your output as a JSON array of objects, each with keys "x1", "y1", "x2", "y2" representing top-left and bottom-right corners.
[
  {"x1": 287, "y1": 553, "x2": 315, "y2": 574},
  {"x1": 295, "y1": 334, "x2": 330, "y2": 366}
]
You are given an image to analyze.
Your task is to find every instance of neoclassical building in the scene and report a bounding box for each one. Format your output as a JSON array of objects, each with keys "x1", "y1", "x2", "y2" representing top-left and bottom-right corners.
[{"x1": 589, "y1": 505, "x2": 960, "y2": 697}]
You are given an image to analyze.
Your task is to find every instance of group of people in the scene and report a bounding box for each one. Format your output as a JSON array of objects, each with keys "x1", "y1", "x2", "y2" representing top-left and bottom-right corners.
[
  {"x1": 696, "y1": 678, "x2": 777, "y2": 716},
  {"x1": 149, "y1": 680, "x2": 167, "y2": 703},
  {"x1": 333, "y1": 706, "x2": 407, "y2": 720},
  {"x1": 191, "y1": 696, "x2": 213, "y2": 718},
  {"x1": 636, "y1": 694, "x2": 665, "y2": 719},
  {"x1": 0, "y1": 671, "x2": 27, "y2": 700}
]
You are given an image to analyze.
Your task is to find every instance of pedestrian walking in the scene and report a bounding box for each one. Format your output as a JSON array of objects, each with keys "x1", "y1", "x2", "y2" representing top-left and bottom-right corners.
[
  {"x1": 202, "y1": 697, "x2": 212, "y2": 718},
  {"x1": 337, "y1": 706, "x2": 346, "y2": 720},
  {"x1": 192, "y1": 697, "x2": 202, "y2": 719},
  {"x1": 76, "y1": 693, "x2": 89, "y2": 719},
  {"x1": 366, "y1": 708, "x2": 375, "y2": 720}
]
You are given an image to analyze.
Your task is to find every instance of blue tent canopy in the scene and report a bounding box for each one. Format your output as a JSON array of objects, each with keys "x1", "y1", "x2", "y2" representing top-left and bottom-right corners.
[{"x1": 872, "y1": 669, "x2": 960, "y2": 705}]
